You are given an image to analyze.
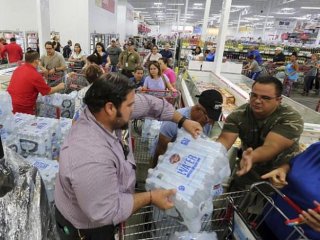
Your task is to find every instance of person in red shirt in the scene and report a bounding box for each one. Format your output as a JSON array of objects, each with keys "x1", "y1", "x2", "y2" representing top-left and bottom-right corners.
[
  {"x1": 0, "y1": 37, "x2": 7, "y2": 63},
  {"x1": 1, "y1": 37, "x2": 23, "y2": 63},
  {"x1": 7, "y1": 50, "x2": 65, "y2": 115}
]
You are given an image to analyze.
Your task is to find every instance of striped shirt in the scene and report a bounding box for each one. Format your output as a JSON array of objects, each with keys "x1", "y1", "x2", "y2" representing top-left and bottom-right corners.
[{"x1": 54, "y1": 93, "x2": 175, "y2": 229}]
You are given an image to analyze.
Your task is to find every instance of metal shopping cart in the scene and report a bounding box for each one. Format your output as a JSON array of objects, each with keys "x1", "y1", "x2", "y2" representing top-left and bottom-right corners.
[
  {"x1": 65, "y1": 73, "x2": 89, "y2": 92},
  {"x1": 119, "y1": 181, "x2": 310, "y2": 240},
  {"x1": 46, "y1": 73, "x2": 65, "y2": 87},
  {"x1": 133, "y1": 90, "x2": 181, "y2": 136}
]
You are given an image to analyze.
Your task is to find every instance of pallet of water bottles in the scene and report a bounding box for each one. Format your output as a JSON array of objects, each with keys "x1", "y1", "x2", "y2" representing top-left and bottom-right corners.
[{"x1": 119, "y1": 182, "x2": 310, "y2": 240}]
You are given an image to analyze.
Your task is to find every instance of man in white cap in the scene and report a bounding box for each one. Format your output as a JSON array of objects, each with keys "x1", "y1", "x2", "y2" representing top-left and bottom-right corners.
[
  {"x1": 273, "y1": 47, "x2": 286, "y2": 66},
  {"x1": 107, "y1": 38, "x2": 122, "y2": 72}
]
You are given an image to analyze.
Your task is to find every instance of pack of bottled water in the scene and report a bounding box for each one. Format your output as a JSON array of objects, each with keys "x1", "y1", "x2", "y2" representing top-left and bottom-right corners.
[
  {"x1": 16, "y1": 117, "x2": 61, "y2": 159},
  {"x1": 146, "y1": 129, "x2": 230, "y2": 233},
  {"x1": 59, "y1": 117, "x2": 72, "y2": 144},
  {"x1": 0, "y1": 91, "x2": 12, "y2": 118},
  {"x1": 169, "y1": 231, "x2": 217, "y2": 240},
  {"x1": 37, "y1": 91, "x2": 77, "y2": 119},
  {"x1": 26, "y1": 156, "x2": 59, "y2": 203},
  {"x1": 0, "y1": 91, "x2": 14, "y2": 139},
  {"x1": 141, "y1": 119, "x2": 162, "y2": 155}
]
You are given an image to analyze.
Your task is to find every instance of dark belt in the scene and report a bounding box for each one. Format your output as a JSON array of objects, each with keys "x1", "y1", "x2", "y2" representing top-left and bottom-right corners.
[{"x1": 55, "y1": 206, "x2": 117, "y2": 240}]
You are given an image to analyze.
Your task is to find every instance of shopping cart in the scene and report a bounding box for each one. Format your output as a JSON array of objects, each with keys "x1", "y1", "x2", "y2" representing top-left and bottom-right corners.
[
  {"x1": 65, "y1": 73, "x2": 89, "y2": 91},
  {"x1": 46, "y1": 73, "x2": 65, "y2": 87},
  {"x1": 119, "y1": 182, "x2": 309, "y2": 240},
  {"x1": 132, "y1": 135, "x2": 155, "y2": 184},
  {"x1": 68, "y1": 61, "x2": 85, "y2": 73}
]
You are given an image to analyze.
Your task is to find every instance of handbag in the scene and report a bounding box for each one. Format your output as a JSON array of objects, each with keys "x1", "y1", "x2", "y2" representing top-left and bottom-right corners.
[{"x1": 0, "y1": 137, "x2": 14, "y2": 197}]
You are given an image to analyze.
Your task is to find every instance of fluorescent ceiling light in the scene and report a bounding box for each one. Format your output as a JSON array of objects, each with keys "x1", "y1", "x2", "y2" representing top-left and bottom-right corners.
[
  {"x1": 281, "y1": 8, "x2": 294, "y2": 11},
  {"x1": 301, "y1": 7, "x2": 320, "y2": 10},
  {"x1": 167, "y1": 3, "x2": 184, "y2": 6},
  {"x1": 151, "y1": 6, "x2": 165, "y2": 8},
  {"x1": 193, "y1": 3, "x2": 203, "y2": 6},
  {"x1": 167, "y1": 9, "x2": 179, "y2": 11},
  {"x1": 154, "y1": 2, "x2": 162, "y2": 5},
  {"x1": 231, "y1": 5, "x2": 250, "y2": 8}
]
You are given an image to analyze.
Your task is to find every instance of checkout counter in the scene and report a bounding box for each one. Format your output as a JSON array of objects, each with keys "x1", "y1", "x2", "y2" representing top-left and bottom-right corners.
[{"x1": 178, "y1": 62, "x2": 320, "y2": 149}]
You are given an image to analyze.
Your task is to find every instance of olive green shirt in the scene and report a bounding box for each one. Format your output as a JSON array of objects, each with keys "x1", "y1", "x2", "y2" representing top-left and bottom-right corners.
[
  {"x1": 223, "y1": 103, "x2": 303, "y2": 190},
  {"x1": 119, "y1": 50, "x2": 140, "y2": 71}
]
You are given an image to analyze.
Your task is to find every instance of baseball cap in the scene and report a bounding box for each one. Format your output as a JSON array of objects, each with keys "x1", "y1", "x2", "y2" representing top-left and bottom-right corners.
[
  {"x1": 196, "y1": 89, "x2": 223, "y2": 121},
  {"x1": 111, "y1": 38, "x2": 116, "y2": 42},
  {"x1": 275, "y1": 47, "x2": 282, "y2": 51}
]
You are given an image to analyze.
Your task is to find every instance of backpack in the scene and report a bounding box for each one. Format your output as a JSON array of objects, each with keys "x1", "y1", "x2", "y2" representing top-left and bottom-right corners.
[{"x1": 63, "y1": 45, "x2": 72, "y2": 58}]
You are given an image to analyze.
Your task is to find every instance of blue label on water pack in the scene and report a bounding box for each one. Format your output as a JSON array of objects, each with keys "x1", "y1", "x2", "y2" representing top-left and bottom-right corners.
[
  {"x1": 33, "y1": 161, "x2": 49, "y2": 170},
  {"x1": 180, "y1": 137, "x2": 190, "y2": 146},
  {"x1": 178, "y1": 185, "x2": 185, "y2": 191},
  {"x1": 176, "y1": 154, "x2": 200, "y2": 178}
]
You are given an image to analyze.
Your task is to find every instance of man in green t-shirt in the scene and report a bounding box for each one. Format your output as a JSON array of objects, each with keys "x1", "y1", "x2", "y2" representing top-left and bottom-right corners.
[
  {"x1": 217, "y1": 76, "x2": 303, "y2": 191},
  {"x1": 118, "y1": 40, "x2": 140, "y2": 78}
]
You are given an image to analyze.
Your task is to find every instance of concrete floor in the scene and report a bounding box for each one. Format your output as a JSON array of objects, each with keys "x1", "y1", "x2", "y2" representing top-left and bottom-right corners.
[{"x1": 290, "y1": 84, "x2": 320, "y2": 112}]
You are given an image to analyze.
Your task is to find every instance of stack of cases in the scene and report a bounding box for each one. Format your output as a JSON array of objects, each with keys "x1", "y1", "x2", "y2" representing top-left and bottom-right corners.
[{"x1": 26, "y1": 156, "x2": 59, "y2": 203}]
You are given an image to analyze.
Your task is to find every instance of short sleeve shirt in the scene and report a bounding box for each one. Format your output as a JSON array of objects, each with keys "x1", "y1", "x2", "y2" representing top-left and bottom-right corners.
[
  {"x1": 40, "y1": 51, "x2": 66, "y2": 70},
  {"x1": 160, "y1": 107, "x2": 212, "y2": 141},
  {"x1": 7, "y1": 63, "x2": 51, "y2": 114},
  {"x1": 250, "y1": 60, "x2": 262, "y2": 73},
  {"x1": 119, "y1": 50, "x2": 140, "y2": 71},
  {"x1": 143, "y1": 75, "x2": 170, "y2": 90},
  {"x1": 163, "y1": 68, "x2": 176, "y2": 85},
  {"x1": 222, "y1": 103, "x2": 303, "y2": 174}
]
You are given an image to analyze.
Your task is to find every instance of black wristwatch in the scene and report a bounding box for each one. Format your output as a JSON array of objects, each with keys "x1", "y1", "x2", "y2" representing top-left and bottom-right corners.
[{"x1": 178, "y1": 116, "x2": 188, "y2": 129}]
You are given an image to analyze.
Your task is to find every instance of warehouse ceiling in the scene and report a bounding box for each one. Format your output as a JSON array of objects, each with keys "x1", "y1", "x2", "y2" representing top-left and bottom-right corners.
[{"x1": 127, "y1": 0, "x2": 320, "y2": 28}]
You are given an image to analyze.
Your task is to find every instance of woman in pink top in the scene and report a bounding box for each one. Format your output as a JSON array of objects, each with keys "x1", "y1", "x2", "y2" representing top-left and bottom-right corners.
[{"x1": 159, "y1": 57, "x2": 176, "y2": 88}]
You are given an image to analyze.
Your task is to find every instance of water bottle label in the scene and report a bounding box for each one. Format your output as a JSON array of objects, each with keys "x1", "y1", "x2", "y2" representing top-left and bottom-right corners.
[
  {"x1": 176, "y1": 154, "x2": 200, "y2": 178},
  {"x1": 180, "y1": 137, "x2": 190, "y2": 146},
  {"x1": 212, "y1": 184, "x2": 223, "y2": 197}
]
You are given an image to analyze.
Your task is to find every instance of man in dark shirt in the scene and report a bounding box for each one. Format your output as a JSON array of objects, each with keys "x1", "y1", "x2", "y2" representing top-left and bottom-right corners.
[
  {"x1": 273, "y1": 47, "x2": 286, "y2": 65},
  {"x1": 129, "y1": 66, "x2": 145, "y2": 89},
  {"x1": 107, "y1": 38, "x2": 122, "y2": 72},
  {"x1": 62, "y1": 40, "x2": 72, "y2": 59},
  {"x1": 160, "y1": 43, "x2": 173, "y2": 59}
]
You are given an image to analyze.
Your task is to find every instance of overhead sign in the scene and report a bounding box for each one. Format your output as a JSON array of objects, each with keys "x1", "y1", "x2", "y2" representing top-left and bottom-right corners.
[{"x1": 95, "y1": 0, "x2": 115, "y2": 14}]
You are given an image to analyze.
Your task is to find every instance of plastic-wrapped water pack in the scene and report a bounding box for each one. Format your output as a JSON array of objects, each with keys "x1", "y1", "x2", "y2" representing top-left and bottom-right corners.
[
  {"x1": 37, "y1": 91, "x2": 77, "y2": 118},
  {"x1": 141, "y1": 119, "x2": 162, "y2": 155},
  {"x1": 146, "y1": 129, "x2": 230, "y2": 233},
  {"x1": 59, "y1": 117, "x2": 72, "y2": 144},
  {"x1": 0, "y1": 91, "x2": 14, "y2": 140},
  {"x1": 26, "y1": 156, "x2": 59, "y2": 203},
  {"x1": 169, "y1": 231, "x2": 217, "y2": 240},
  {"x1": 0, "y1": 146, "x2": 56, "y2": 239},
  {"x1": 17, "y1": 117, "x2": 61, "y2": 159}
]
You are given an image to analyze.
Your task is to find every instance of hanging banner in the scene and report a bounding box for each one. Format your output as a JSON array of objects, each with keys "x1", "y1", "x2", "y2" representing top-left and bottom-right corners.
[
  {"x1": 275, "y1": 18, "x2": 296, "y2": 31},
  {"x1": 95, "y1": 0, "x2": 115, "y2": 13},
  {"x1": 126, "y1": 4, "x2": 134, "y2": 21}
]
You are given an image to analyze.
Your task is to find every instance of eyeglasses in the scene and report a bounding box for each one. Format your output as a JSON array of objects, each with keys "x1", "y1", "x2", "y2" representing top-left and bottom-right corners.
[
  {"x1": 45, "y1": 48, "x2": 53, "y2": 50},
  {"x1": 249, "y1": 92, "x2": 280, "y2": 101}
]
